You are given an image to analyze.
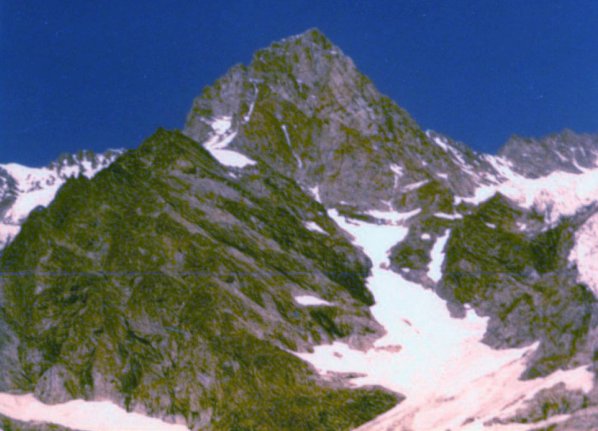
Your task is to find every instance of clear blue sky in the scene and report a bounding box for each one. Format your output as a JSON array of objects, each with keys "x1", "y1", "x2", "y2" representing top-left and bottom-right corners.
[{"x1": 1, "y1": 0, "x2": 597, "y2": 166}]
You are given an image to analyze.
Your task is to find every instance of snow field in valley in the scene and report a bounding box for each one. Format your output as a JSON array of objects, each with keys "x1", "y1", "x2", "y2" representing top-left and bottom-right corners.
[
  {"x1": 0, "y1": 394, "x2": 188, "y2": 431},
  {"x1": 296, "y1": 208, "x2": 594, "y2": 431}
]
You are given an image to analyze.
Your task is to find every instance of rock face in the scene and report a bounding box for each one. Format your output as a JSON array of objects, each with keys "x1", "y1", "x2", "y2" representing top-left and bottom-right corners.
[
  {"x1": 183, "y1": 29, "x2": 496, "y2": 210},
  {"x1": 499, "y1": 130, "x2": 598, "y2": 178},
  {"x1": 0, "y1": 28, "x2": 597, "y2": 431}
]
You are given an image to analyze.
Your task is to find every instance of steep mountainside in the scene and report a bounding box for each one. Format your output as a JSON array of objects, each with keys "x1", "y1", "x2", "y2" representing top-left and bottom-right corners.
[
  {"x1": 0, "y1": 129, "x2": 397, "y2": 430},
  {"x1": 183, "y1": 30, "x2": 501, "y2": 211},
  {"x1": 1, "y1": 29, "x2": 598, "y2": 431},
  {"x1": 0, "y1": 150, "x2": 122, "y2": 249}
]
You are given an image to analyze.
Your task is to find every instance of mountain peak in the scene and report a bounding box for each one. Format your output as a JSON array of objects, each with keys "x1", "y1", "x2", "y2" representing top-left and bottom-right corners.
[
  {"x1": 184, "y1": 30, "x2": 490, "y2": 209},
  {"x1": 249, "y1": 27, "x2": 352, "y2": 87},
  {"x1": 278, "y1": 28, "x2": 335, "y2": 50}
]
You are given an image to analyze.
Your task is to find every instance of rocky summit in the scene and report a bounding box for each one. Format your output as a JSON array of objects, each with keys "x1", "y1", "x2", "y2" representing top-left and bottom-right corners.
[{"x1": 1, "y1": 29, "x2": 598, "y2": 431}]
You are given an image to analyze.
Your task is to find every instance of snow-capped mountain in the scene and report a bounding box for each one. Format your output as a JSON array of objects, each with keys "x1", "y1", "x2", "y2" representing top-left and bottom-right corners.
[
  {"x1": 1, "y1": 29, "x2": 598, "y2": 431},
  {"x1": 0, "y1": 150, "x2": 122, "y2": 249}
]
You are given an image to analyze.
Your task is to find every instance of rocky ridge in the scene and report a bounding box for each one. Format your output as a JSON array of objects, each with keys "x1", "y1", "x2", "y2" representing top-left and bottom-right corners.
[{"x1": 0, "y1": 150, "x2": 122, "y2": 249}]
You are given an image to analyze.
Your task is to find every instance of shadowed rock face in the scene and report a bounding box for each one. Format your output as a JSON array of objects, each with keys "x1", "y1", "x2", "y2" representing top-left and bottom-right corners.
[{"x1": 1, "y1": 28, "x2": 598, "y2": 430}]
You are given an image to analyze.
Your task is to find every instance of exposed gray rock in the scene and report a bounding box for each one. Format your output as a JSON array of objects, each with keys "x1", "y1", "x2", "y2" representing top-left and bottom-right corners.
[
  {"x1": 529, "y1": 407, "x2": 598, "y2": 430},
  {"x1": 489, "y1": 383, "x2": 588, "y2": 426},
  {"x1": 184, "y1": 29, "x2": 490, "y2": 212},
  {"x1": 499, "y1": 130, "x2": 598, "y2": 178}
]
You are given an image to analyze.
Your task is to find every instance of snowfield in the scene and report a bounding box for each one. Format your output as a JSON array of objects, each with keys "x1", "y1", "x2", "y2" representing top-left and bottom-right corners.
[
  {"x1": 0, "y1": 393, "x2": 188, "y2": 431},
  {"x1": 295, "y1": 208, "x2": 594, "y2": 431},
  {"x1": 466, "y1": 154, "x2": 598, "y2": 224},
  {"x1": 570, "y1": 212, "x2": 598, "y2": 296}
]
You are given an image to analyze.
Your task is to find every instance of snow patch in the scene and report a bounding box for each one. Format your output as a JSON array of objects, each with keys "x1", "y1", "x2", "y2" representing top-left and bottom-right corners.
[
  {"x1": 427, "y1": 230, "x2": 450, "y2": 282},
  {"x1": 390, "y1": 164, "x2": 403, "y2": 189},
  {"x1": 555, "y1": 150, "x2": 569, "y2": 162},
  {"x1": 242, "y1": 86, "x2": 258, "y2": 123},
  {"x1": 366, "y1": 208, "x2": 421, "y2": 225},
  {"x1": 295, "y1": 295, "x2": 333, "y2": 306},
  {"x1": 432, "y1": 136, "x2": 450, "y2": 152},
  {"x1": 210, "y1": 117, "x2": 232, "y2": 135},
  {"x1": 309, "y1": 186, "x2": 321, "y2": 203},
  {"x1": 569, "y1": 212, "x2": 598, "y2": 295},
  {"x1": 242, "y1": 100, "x2": 256, "y2": 123},
  {"x1": 0, "y1": 393, "x2": 188, "y2": 431},
  {"x1": 402, "y1": 180, "x2": 429, "y2": 192},
  {"x1": 203, "y1": 116, "x2": 256, "y2": 168},
  {"x1": 468, "y1": 157, "x2": 598, "y2": 224},
  {"x1": 304, "y1": 221, "x2": 326, "y2": 235},
  {"x1": 282, "y1": 124, "x2": 302, "y2": 168},
  {"x1": 434, "y1": 212, "x2": 463, "y2": 220}
]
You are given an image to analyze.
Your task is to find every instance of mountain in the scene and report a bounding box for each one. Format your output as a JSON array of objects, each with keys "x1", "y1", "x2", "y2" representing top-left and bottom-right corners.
[
  {"x1": 1, "y1": 28, "x2": 598, "y2": 431},
  {"x1": 0, "y1": 150, "x2": 122, "y2": 249}
]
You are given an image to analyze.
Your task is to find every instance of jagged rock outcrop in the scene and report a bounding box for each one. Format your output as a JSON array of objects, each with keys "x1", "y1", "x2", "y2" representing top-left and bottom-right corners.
[{"x1": 499, "y1": 130, "x2": 598, "y2": 178}]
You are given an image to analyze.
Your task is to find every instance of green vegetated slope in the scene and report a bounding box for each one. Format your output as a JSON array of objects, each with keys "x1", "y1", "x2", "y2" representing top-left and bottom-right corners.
[
  {"x1": 439, "y1": 195, "x2": 596, "y2": 378},
  {"x1": 0, "y1": 130, "x2": 398, "y2": 430}
]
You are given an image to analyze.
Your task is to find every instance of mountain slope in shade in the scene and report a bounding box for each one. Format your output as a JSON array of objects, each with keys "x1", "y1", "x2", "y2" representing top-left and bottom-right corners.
[
  {"x1": 0, "y1": 29, "x2": 597, "y2": 431},
  {"x1": 0, "y1": 150, "x2": 122, "y2": 249}
]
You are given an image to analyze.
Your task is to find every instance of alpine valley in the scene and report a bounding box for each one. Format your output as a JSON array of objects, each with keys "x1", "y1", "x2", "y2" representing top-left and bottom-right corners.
[{"x1": 1, "y1": 29, "x2": 598, "y2": 431}]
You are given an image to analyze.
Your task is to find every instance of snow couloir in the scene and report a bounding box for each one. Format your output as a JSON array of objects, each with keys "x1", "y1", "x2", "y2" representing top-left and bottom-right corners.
[{"x1": 295, "y1": 208, "x2": 593, "y2": 431}]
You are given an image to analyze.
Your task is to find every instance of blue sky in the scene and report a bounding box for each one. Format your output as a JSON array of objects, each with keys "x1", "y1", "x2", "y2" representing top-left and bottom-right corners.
[{"x1": 1, "y1": 0, "x2": 597, "y2": 166}]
